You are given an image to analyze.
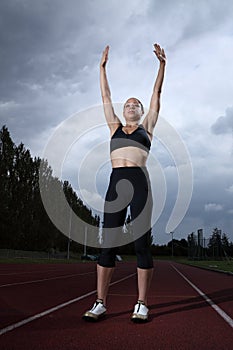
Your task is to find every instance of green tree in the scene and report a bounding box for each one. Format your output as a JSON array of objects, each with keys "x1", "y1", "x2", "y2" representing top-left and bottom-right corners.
[
  {"x1": 187, "y1": 232, "x2": 197, "y2": 259},
  {"x1": 208, "y1": 228, "x2": 222, "y2": 259},
  {"x1": 0, "y1": 126, "x2": 16, "y2": 248},
  {"x1": 221, "y1": 232, "x2": 231, "y2": 258}
]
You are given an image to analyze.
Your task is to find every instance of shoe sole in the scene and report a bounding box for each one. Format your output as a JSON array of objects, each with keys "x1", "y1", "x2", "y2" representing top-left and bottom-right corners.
[
  {"x1": 131, "y1": 314, "x2": 148, "y2": 323},
  {"x1": 82, "y1": 311, "x2": 106, "y2": 322}
]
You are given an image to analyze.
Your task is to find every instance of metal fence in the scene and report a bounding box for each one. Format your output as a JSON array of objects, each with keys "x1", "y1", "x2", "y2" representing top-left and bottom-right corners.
[
  {"x1": 187, "y1": 235, "x2": 232, "y2": 260},
  {"x1": 0, "y1": 249, "x2": 76, "y2": 260}
]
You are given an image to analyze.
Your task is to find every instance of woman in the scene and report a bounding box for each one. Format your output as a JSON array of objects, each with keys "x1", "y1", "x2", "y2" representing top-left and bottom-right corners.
[{"x1": 83, "y1": 43, "x2": 166, "y2": 323}]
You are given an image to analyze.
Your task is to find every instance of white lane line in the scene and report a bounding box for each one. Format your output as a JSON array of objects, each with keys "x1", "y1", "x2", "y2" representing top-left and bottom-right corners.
[
  {"x1": 0, "y1": 268, "x2": 73, "y2": 276},
  {"x1": 0, "y1": 272, "x2": 136, "y2": 336},
  {"x1": 0, "y1": 272, "x2": 95, "y2": 288},
  {"x1": 172, "y1": 264, "x2": 233, "y2": 329}
]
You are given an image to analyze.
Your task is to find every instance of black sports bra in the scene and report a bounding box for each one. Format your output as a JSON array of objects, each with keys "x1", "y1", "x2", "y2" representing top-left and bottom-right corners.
[{"x1": 110, "y1": 124, "x2": 151, "y2": 153}]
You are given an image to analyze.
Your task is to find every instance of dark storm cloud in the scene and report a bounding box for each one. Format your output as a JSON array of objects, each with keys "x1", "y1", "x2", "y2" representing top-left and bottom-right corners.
[
  {"x1": 147, "y1": 0, "x2": 233, "y2": 50},
  {"x1": 211, "y1": 107, "x2": 233, "y2": 135},
  {"x1": 0, "y1": 0, "x2": 99, "y2": 101},
  {"x1": 0, "y1": 0, "x2": 112, "y2": 152},
  {"x1": 178, "y1": 0, "x2": 232, "y2": 41}
]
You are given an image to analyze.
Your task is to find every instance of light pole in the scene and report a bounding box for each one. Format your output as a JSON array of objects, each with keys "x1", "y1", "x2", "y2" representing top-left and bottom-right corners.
[
  {"x1": 67, "y1": 208, "x2": 72, "y2": 260},
  {"x1": 83, "y1": 226, "x2": 87, "y2": 256},
  {"x1": 170, "y1": 231, "x2": 174, "y2": 258}
]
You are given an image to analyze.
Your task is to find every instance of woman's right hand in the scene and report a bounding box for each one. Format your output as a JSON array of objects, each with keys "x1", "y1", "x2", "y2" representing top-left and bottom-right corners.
[
  {"x1": 153, "y1": 43, "x2": 166, "y2": 64},
  {"x1": 100, "y1": 45, "x2": 109, "y2": 68}
]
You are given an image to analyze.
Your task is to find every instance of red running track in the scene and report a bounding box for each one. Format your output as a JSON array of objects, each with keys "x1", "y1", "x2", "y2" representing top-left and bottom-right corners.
[{"x1": 0, "y1": 260, "x2": 233, "y2": 350}]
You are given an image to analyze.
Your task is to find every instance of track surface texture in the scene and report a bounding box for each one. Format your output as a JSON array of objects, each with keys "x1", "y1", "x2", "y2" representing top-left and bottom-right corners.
[{"x1": 0, "y1": 260, "x2": 233, "y2": 349}]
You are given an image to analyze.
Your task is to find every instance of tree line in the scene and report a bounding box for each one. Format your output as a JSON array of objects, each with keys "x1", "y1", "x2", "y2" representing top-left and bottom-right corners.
[
  {"x1": 150, "y1": 229, "x2": 233, "y2": 258},
  {"x1": 188, "y1": 228, "x2": 233, "y2": 260},
  {"x1": 0, "y1": 125, "x2": 100, "y2": 254}
]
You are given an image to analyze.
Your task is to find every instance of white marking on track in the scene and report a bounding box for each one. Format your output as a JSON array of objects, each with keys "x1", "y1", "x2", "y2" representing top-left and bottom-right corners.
[
  {"x1": 0, "y1": 272, "x2": 136, "y2": 336},
  {"x1": 0, "y1": 268, "x2": 73, "y2": 276},
  {"x1": 172, "y1": 264, "x2": 233, "y2": 329},
  {"x1": 0, "y1": 272, "x2": 95, "y2": 288}
]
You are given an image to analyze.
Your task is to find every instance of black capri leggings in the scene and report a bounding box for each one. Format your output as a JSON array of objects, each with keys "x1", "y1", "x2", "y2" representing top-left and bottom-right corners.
[{"x1": 98, "y1": 167, "x2": 154, "y2": 269}]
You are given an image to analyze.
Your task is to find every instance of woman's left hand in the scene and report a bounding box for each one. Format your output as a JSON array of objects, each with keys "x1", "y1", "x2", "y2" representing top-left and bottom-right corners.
[{"x1": 153, "y1": 43, "x2": 166, "y2": 63}]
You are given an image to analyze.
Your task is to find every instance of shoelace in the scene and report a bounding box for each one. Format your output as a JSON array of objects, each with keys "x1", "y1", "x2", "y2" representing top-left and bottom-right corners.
[
  {"x1": 92, "y1": 298, "x2": 106, "y2": 309},
  {"x1": 136, "y1": 300, "x2": 146, "y2": 313}
]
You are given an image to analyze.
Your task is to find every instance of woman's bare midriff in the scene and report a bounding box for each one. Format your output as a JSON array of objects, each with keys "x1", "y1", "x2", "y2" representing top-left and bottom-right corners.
[{"x1": 110, "y1": 146, "x2": 149, "y2": 168}]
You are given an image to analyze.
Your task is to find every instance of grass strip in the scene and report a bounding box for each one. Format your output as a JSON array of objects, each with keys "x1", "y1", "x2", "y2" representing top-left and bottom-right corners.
[{"x1": 175, "y1": 258, "x2": 233, "y2": 273}]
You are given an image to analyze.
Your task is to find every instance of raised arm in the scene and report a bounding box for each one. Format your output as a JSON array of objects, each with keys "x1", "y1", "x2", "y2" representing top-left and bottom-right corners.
[
  {"x1": 100, "y1": 46, "x2": 121, "y2": 135},
  {"x1": 142, "y1": 43, "x2": 166, "y2": 137}
]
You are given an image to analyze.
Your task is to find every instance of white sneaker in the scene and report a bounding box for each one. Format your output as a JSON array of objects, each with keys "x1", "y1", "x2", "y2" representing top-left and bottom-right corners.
[
  {"x1": 82, "y1": 300, "x2": 106, "y2": 321},
  {"x1": 131, "y1": 301, "x2": 149, "y2": 323}
]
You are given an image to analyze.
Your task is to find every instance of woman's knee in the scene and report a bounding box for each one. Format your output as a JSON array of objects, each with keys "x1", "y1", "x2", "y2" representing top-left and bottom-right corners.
[
  {"x1": 98, "y1": 248, "x2": 117, "y2": 268},
  {"x1": 134, "y1": 234, "x2": 153, "y2": 269},
  {"x1": 135, "y1": 247, "x2": 154, "y2": 269}
]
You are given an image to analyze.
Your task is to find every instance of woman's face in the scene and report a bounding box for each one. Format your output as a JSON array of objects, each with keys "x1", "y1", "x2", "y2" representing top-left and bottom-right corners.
[{"x1": 123, "y1": 98, "x2": 144, "y2": 122}]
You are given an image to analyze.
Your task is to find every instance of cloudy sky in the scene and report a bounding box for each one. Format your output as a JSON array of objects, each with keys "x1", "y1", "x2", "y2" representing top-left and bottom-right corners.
[{"x1": 1, "y1": 0, "x2": 233, "y2": 245}]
